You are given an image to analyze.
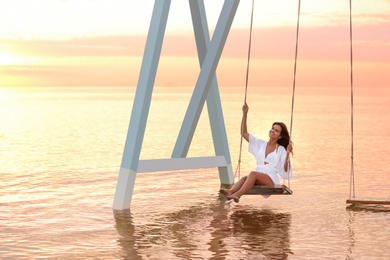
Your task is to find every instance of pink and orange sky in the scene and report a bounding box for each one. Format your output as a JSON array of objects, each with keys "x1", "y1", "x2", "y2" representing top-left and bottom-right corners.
[{"x1": 0, "y1": 0, "x2": 389, "y2": 88}]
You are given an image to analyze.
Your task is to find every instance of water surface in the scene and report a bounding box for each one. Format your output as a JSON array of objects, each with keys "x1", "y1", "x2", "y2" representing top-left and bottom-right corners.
[{"x1": 1, "y1": 86, "x2": 389, "y2": 259}]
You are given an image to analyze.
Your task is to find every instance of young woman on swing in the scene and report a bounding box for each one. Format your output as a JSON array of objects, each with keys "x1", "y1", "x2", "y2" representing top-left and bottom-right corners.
[{"x1": 219, "y1": 102, "x2": 293, "y2": 203}]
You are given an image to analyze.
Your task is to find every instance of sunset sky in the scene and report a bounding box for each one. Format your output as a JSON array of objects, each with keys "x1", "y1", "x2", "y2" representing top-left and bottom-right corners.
[{"x1": 0, "y1": 0, "x2": 389, "y2": 88}]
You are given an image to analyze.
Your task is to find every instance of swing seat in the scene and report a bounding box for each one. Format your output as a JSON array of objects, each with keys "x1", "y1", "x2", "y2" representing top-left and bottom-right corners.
[
  {"x1": 346, "y1": 198, "x2": 390, "y2": 205},
  {"x1": 246, "y1": 184, "x2": 293, "y2": 195}
]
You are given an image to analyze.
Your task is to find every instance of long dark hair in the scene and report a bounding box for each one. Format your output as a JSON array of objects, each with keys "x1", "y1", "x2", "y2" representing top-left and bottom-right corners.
[{"x1": 273, "y1": 122, "x2": 290, "y2": 150}]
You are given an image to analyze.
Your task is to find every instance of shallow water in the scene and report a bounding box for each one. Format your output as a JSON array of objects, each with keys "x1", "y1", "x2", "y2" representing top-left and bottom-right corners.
[{"x1": 1, "y1": 86, "x2": 389, "y2": 259}]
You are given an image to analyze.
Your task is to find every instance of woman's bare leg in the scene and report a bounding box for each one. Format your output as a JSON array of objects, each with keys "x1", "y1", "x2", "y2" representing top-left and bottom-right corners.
[
  {"x1": 229, "y1": 176, "x2": 247, "y2": 193},
  {"x1": 219, "y1": 176, "x2": 247, "y2": 199},
  {"x1": 228, "y1": 171, "x2": 274, "y2": 202}
]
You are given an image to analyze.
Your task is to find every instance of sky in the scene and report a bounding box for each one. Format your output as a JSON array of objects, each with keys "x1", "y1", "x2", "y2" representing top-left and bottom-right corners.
[{"x1": 0, "y1": 0, "x2": 389, "y2": 88}]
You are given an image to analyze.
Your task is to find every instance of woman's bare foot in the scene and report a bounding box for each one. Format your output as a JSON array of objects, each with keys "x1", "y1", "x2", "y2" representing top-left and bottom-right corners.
[
  {"x1": 227, "y1": 194, "x2": 240, "y2": 203},
  {"x1": 219, "y1": 188, "x2": 232, "y2": 199}
]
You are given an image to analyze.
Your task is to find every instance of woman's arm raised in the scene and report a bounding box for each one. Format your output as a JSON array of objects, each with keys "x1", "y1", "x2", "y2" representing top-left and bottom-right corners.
[{"x1": 241, "y1": 103, "x2": 249, "y2": 142}]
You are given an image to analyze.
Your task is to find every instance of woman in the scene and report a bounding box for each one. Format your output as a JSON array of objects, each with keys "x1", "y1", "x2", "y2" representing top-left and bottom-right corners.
[{"x1": 220, "y1": 102, "x2": 293, "y2": 203}]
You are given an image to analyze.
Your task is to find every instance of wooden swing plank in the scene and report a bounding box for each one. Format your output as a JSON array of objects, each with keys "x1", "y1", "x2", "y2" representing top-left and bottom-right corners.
[
  {"x1": 346, "y1": 198, "x2": 390, "y2": 205},
  {"x1": 246, "y1": 184, "x2": 293, "y2": 195}
]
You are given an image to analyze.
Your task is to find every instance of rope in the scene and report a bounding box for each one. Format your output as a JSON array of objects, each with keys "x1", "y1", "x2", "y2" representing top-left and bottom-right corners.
[
  {"x1": 349, "y1": 0, "x2": 355, "y2": 200},
  {"x1": 284, "y1": 0, "x2": 301, "y2": 188},
  {"x1": 234, "y1": 0, "x2": 255, "y2": 183},
  {"x1": 290, "y1": 0, "x2": 301, "y2": 140}
]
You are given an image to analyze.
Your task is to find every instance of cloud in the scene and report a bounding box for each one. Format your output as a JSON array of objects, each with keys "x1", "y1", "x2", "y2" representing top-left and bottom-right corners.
[
  {"x1": 1, "y1": 19, "x2": 388, "y2": 62},
  {"x1": 0, "y1": 20, "x2": 389, "y2": 87},
  {"x1": 1, "y1": 35, "x2": 145, "y2": 57},
  {"x1": 0, "y1": 65, "x2": 64, "y2": 76}
]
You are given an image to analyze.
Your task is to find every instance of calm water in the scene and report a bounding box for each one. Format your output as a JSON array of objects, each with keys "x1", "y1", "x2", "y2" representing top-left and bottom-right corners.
[{"x1": 1, "y1": 86, "x2": 389, "y2": 259}]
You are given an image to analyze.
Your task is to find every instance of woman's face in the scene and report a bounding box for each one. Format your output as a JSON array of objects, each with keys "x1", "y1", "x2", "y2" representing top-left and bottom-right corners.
[{"x1": 269, "y1": 124, "x2": 283, "y2": 139}]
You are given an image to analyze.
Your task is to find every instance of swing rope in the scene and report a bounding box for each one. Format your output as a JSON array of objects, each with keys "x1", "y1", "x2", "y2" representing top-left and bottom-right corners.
[
  {"x1": 285, "y1": 0, "x2": 301, "y2": 188},
  {"x1": 348, "y1": 0, "x2": 356, "y2": 200},
  {"x1": 290, "y1": 0, "x2": 301, "y2": 141},
  {"x1": 234, "y1": 0, "x2": 301, "y2": 188},
  {"x1": 234, "y1": 0, "x2": 255, "y2": 183}
]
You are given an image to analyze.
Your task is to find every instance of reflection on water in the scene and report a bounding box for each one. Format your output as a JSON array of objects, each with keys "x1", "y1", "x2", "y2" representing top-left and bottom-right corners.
[
  {"x1": 346, "y1": 210, "x2": 356, "y2": 260},
  {"x1": 345, "y1": 204, "x2": 390, "y2": 260},
  {"x1": 114, "y1": 198, "x2": 291, "y2": 259},
  {"x1": 346, "y1": 204, "x2": 390, "y2": 213},
  {"x1": 229, "y1": 206, "x2": 291, "y2": 259},
  {"x1": 113, "y1": 210, "x2": 140, "y2": 259}
]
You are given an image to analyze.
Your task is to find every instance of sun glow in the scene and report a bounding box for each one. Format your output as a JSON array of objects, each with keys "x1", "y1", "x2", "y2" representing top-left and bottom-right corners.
[{"x1": 0, "y1": 51, "x2": 26, "y2": 65}]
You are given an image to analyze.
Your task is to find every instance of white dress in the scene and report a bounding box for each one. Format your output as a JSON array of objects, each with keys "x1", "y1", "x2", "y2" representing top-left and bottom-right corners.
[{"x1": 248, "y1": 134, "x2": 292, "y2": 185}]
